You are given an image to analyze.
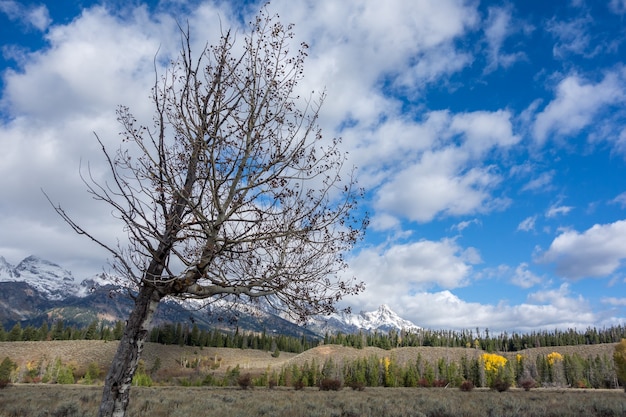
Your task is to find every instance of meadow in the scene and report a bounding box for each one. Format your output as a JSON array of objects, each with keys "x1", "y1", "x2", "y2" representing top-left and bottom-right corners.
[{"x1": 1, "y1": 384, "x2": 626, "y2": 417}]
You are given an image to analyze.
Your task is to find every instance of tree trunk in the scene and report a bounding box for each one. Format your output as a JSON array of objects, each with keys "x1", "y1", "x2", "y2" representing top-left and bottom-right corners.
[{"x1": 98, "y1": 285, "x2": 162, "y2": 417}]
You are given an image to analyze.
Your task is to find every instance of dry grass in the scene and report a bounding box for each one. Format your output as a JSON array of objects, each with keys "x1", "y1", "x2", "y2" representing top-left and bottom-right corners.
[
  {"x1": 0, "y1": 341, "x2": 298, "y2": 378},
  {"x1": 1, "y1": 384, "x2": 626, "y2": 417},
  {"x1": 0, "y1": 340, "x2": 618, "y2": 380}
]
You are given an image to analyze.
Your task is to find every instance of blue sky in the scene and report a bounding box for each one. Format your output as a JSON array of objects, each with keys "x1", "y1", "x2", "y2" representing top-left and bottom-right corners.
[{"x1": 2, "y1": 0, "x2": 626, "y2": 332}]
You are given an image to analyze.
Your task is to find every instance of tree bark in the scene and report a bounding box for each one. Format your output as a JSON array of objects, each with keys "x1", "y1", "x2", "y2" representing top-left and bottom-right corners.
[{"x1": 98, "y1": 285, "x2": 161, "y2": 417}]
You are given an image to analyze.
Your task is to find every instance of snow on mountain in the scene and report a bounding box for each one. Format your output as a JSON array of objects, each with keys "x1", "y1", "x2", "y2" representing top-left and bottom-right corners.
[
  {"x1": 0, "y1": 256, "x2": 16, "y2": 279},
  {"x1": 0, "y1": 255, "x2": 78, "y2": 300},
  {"x1": 308, "y1": 304, "x2": 420, "y2": 334},
  {"x1": 0, "y1": 255, "x2": 421, "y2": 336},
  {"x1": 347, "y1": 304, "x2": 421, "y2": 332}
]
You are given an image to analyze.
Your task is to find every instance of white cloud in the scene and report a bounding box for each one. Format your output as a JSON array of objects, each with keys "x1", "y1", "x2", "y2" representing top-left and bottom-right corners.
[
  {"x1": 370, "y1": 110, "x2": 517, "y2": 223},
  {"x1": 546, "y1": 204, "x2": 574, "y2": 218},
  {"x1": 0, "y1": 1, "x2": 51, "y2": 32},
  {"x1": 603, "y1": 297, "x2": 626, "y2": 306},
  {"x1": 483, "y1": 5, "x2": 528, "y2": 73},
  {"x1": 612, "y1": 191, "x2": 626, "y2": 208},
  {"x1": 510, "y1": 262, "x2": 542, "y2": 288},
  {"x1": 347, "y1": 239, "x2": 480, "y2": 301},
  {"x1": 517, "y1": 216, "x2": 537, "y2": 232},
  {"x1": 396, "y1": 285, "x2": 598, "y2": 332},
  {"x1": 538, "y1": 219, "x2": 626, "y2": 279},
  {"x1": 533, "y1": 71, "x2": 626, "y2": 143},
  {"x1": 521, "y1": 170, "x2": 555, "y2": 192},
  {"x1": 451, "y1": 219, "x2": 480, "y2": 232},
  {"x1": 546, "y1": 15, "x2": 598, "y2": 58}
]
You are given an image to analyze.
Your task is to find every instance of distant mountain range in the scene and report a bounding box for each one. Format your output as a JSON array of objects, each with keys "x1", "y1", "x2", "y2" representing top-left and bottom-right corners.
[{"x1": 0, "y1": 255, "x2": 420, "y2": 337}]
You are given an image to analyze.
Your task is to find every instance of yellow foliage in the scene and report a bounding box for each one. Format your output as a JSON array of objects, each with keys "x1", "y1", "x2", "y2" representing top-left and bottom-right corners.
[
  {"x1": 481, "y1": 353, "x2": 507, "y2": 372},
  {"x1": 547, "y1": 352, "x2": 563, "y2": 366},
  {"x1": 26, "y1": 360, "x2": 38, "y2": 372},
  {"x1": 515, "y1": 354, "x2": 523, "y2": 363},
  {"x1": 383, "y1": 357, "x2": 391, "y2": 372}
]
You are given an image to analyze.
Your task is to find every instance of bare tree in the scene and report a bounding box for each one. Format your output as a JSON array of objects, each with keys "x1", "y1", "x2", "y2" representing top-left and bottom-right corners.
[{"x1": 47, "y1": 8, "x2": 365, "y2": 417}]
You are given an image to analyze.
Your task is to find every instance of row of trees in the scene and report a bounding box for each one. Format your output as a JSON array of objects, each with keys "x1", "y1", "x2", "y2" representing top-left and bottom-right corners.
[
  {"x1": 161, "y1": 350, "x2": 621, "y2": 390},
  {"x1": 323, "y1": 325, "x2": 626, "y2": 351},
  {"x1": 0, "y1": 319, "x2": 314, "y2": 354},
  {"x1": 0, "y1": 320, "x2": 125, "y2": 342},
  {"x1": 4, "y1": 319, "x2": 626, "y2": 355}
]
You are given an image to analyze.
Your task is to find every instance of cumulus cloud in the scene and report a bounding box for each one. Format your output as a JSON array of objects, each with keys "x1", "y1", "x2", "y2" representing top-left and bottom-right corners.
[
  {"x1": 538, "y1": 220, "x2": 626, "y2": 279},
  {"x1": 348, "y1": 239, "x2": 481, "y2": 295},
  {"x1": 396, "y1": 284, "x2": 597, "y2": 332},
  {"x1": 370, "y1": 110, "x2": 517, "y2": 223},
  {"x1": 533, "y1": 71, "x2": 626, "y2": 144},
  {"x1": 0, "y1": 1, "x2": 51, "y2": 32}
]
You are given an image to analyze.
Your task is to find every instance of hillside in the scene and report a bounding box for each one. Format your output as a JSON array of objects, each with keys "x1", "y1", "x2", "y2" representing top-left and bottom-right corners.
[{"x1": 0, "y1": 340, "x2": 618, "y2": 379}]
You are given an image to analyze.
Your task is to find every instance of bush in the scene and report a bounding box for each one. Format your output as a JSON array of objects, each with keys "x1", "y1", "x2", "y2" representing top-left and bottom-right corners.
[
  {"x1": 348, "y1": 380, "x2": 365, "y2": 391},
  {"x1": 237, "y1": 373, "x2": 253, "y2": 390},
  {"x1": 0, "y1": 357, "x2": 16, "y2": 388},
  {"x1": 268, "y1": 378, "x2": 277, "y2": 389},
  {"x1": 132, "y1": 372, "x2": 153, "y2": 387},
  {"x1": 433, "y1": 379, "x2": 448, "y2": 387},
  {"x1": 293, "y1": 379, "x2": 305, "y2": 390},
  {"x1": 491, "y1": 377, "x2": 511, "y2": 392},
  {"x1": 319, "y1": 378, "x2": 342, "y2": 391},
  {"x1": 417, "y1": 378, "x2": 431, "y2": 387},
  {"x1": 519, "y1": 377, "x2": 536, "y2": 391},
  {"x1": 460, "y1": 380, "x2": 474, "y2": 391}
]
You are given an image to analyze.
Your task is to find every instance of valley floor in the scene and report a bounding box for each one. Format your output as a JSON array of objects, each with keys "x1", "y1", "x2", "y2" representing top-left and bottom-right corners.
[{"x1": 1, "y1": 384, "x2": 626, "y2": 417}]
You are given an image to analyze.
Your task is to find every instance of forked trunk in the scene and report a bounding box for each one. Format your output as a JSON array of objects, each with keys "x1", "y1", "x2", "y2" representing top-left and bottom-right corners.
[{"x1": 98, "y1": 285, "x2": 161, "y2": 417}]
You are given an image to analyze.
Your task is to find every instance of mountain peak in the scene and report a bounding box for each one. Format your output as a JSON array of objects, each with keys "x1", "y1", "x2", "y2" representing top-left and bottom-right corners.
[{"x1": 3, "y1": 255, "x2": 76, "y2": 300}]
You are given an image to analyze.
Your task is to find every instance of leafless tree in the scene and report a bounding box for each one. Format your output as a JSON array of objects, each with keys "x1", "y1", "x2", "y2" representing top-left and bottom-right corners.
[{"x1": 47, "y1": 7, "x2": 366, "y2": 417}]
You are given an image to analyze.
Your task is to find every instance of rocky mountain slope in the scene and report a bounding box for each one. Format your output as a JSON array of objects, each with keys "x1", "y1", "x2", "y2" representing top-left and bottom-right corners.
[{"x1": 0, "y1": 255, "x2": 420, "y2": 337}]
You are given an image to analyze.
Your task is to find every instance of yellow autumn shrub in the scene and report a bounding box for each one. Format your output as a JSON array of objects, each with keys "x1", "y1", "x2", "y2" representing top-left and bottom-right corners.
[
  {"x1": 481, "y1": 353, "x2": 507, "y2": 372},
  {"x1": 547, "y1": 352, "x2": 563, "y2": 366}
]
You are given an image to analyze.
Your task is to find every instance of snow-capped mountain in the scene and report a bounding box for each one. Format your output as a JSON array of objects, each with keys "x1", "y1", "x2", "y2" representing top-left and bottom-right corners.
[
  {"x1": 308, "y1": 304, "x2": 420, "y2": 335},
  {"x1": 0, "y1": 255, "x2": 421, "y2": 337},
  {"x1": 1, "y1": 255, "x2": 78, "y2": 300},
  {"x1": 346, "y1": 304, "x2": 420, "y2": 332}
]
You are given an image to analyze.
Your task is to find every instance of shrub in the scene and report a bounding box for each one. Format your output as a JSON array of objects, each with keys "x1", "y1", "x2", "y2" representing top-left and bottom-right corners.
[
  {"x1": 268, "y1": 378, "x2": 277, "y2": 389},
  {"x1": 614, "y1": 339, "x2": 626, "y2": 388},
  {"x1": 519, "y1": 377, "x2": 536, "y2": 391},
  {"x1": 417, "y1": 378, "x2": 432, "y2": 387},
  {"x1": 237, "y1": 373, "x2": 253, "y2": 390},
  {"x1": 0, "y1": 357, "x2": 16, "y2": 388},
  {"x1": 460, "y1": 380, "x2": 474, "y2": 391},
  {"x1": 348, "y1": 380, "x2": 365, "y2": 391},
  {"x1": 271, "y1": 349, "x2": 280, "y2": 358},
  {"x1": 293, "y1": 379, "x2": 305, "y2": 390},
  {"x1": 132, "y1": 372, "x2": 153, "y2": 387},
  {"x1": 319, "y1": 378, "x2": 342, "y2": 391},
  {"x1": 57, "y1": 366, "x2": 75, "y2": 384},
  {"x1": 433, "y1": 379, "x2": 448, "y2": 388},
  {"x1": 491, "y1": 376, "x2": 511, "y2": 392}
]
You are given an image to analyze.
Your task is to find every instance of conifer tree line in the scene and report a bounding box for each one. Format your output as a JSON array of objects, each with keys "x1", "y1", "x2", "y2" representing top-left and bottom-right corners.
[
  {"x1": 323, "y1": 325, "x2": 626, "y2": 352},
  {"x1": 0, "y1": 320, "x2": 312, "y2": 354},
  {"x1": 269, "y1": 350, "x2": 620, "y2": 390},
  {"x1": 3, "y1": 320, "x2": 626, "y2": 354}
]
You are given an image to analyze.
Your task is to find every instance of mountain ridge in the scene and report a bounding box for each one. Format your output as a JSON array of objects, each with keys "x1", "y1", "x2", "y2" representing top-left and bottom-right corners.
[{"x1": 0, "y1": 255, "x2": 420, "y2": 336}]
